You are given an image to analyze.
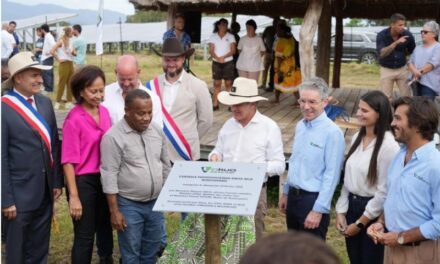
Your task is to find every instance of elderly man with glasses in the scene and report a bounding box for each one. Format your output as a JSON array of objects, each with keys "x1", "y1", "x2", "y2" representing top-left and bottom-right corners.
[
  {"x1": 279, "y1": 77, "x2": 345, "y2": 240},
  {"x1": 408, "y1": 21, "x2": 440, "y2": 100}
]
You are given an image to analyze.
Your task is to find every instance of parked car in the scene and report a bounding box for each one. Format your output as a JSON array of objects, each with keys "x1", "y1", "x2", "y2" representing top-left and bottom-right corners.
[{"x1": 314, "y1": 31, "x2": 378, "y2": 64}]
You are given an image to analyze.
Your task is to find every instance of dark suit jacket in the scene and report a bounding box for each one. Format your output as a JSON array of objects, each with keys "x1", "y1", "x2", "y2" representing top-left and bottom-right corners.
[{"x1": 2, "y1": 93, "x2": 63, "y2": 212}]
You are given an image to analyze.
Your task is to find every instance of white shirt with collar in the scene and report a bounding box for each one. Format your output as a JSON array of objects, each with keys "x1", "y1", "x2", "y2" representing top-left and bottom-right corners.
[
  {"x1": 161, "y1": 72, "x2": 184, "y2": 112},
  {"x1": 13, "y1": 88, "x2": 37, "y2": 110},
  {"x1": 209, "y1": 110, "x2": 285, "y2": 182},
  {"x1": 208, "y1": 32, "x2": 236, "y2": 63},
  {"x1": 1, "y1": 30, "x2": 14, "y2": 59},
  {"x1": 41, "y1": 32, "x2": 56, "y2": 61},
  {"x1": 102, "y1": 81, "x2": 163, "y2": 127}
]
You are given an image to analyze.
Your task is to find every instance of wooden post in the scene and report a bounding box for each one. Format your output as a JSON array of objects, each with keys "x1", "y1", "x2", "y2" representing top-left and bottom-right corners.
[
  {"x1": 205, "y1": 214, "x2": 221, "y2": 264},
  {"x1": 167, "y1": 3, "x2": 177, "y2": 30},
  {"x1": 231, "y1": 13, "x2": 237, "y2": 24},
  {"x1": 299, "y1": 0, "x2": 324, "y2": 80},
  {"x1": 316, "y1": 0, "x2": 331, "y2": 84},
  {"x1": 332, "y1": 0, "x2": 343, "y2": 88}
]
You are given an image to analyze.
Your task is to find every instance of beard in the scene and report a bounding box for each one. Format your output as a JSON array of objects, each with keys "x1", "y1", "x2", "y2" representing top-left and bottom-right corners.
[{"x1": 164, "y1": 66, "x2": 183, "y2": 78}]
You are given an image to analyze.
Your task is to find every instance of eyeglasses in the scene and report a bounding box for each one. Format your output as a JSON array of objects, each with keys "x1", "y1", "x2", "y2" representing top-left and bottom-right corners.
[
  {"x1": 421, "y1": 30, "x2": 432, "y2": 35},
  {"x1": 298, "y1": 98, "x2": 322, "y2": 105}
]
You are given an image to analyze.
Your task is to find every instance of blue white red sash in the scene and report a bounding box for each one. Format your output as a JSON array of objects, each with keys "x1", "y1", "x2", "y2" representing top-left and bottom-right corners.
[
  {"x1": 146, "y1": 78, "x2": 192, "y2": 161},
  {"x1": 2, "y1": 91, "x2": 53, "y2": 164}
]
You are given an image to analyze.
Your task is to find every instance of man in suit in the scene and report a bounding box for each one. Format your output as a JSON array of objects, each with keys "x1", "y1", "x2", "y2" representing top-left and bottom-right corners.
[
  {"x1": 1, "y1": 51, "x2": 63, "y2": 263},
  {"x1": 145, "y1": 38, "x2": 212, "y2": 254},
  {"x1": 146, "y1": 37, "x2": 213, "y2": 163}
]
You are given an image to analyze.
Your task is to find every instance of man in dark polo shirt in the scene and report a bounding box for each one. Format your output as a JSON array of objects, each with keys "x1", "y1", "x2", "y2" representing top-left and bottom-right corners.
[{"x1": 376, "y1": 13, "x2": 415, "y2": 100}]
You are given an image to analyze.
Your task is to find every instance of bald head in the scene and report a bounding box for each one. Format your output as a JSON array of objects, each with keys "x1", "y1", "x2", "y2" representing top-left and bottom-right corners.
[
  {"x1": 2, "y1": 23, "x2": 9, "y2": 30},
  {"x1": 115, "y1": 55, "x2": 141, "y2": 93}
]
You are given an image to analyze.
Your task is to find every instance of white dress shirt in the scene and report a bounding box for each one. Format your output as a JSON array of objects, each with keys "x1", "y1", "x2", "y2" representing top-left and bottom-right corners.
[
  {"x1": 161, "y1": 73, "x2": 184, "y2": 112},
  {"x1": 41, "y1": 32, "x2": 56, "y2": 61},
  {"x1": 1, "y1": 30, "x2": 14, "y2": 59},
  {"x1": 102, "y1": 81, "x2": 163, "y2": 127},
  {"x1": 336, "y1": 131, "x2": 400, "y2": 219},
  {"x1": 209, "y1": 111, "x2": 285, "y2": 181},
  {"x1": 14, "y1": 89, "x2": 36, "y2": 110}
]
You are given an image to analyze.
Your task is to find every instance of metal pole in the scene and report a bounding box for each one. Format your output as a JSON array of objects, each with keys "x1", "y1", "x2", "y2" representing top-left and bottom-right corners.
[{"x1": 119, "y1": 17, "x2": 123, "y2": 55}]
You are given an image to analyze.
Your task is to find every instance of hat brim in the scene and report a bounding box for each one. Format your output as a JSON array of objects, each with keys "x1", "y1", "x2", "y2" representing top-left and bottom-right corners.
[
  {"x1": 1, "y1": 64, "x2": 52, "y2": 89},
  {"x1": 218, "y1": 91, "x2": 268, "y2": 106},
  {"x1": 162, "y1": 48, "x2": 195, "y2": 58}
]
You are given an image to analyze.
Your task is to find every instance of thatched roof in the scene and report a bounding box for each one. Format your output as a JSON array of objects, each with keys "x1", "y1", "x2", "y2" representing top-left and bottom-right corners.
[{"x1": 130, "y1": 0, "x2": 440, "y2": 19}]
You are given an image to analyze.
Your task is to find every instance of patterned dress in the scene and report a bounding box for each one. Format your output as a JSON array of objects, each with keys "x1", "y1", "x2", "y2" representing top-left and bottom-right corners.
[
  {"x1": 274, "y1": 36, "x2": 302, "y2": 93},
  {"x1": 158, "y1": 214, "x2": 255, "y2": 264}
]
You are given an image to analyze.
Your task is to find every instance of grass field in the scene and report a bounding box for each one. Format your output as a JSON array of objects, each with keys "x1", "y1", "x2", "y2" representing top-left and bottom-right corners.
[{"x1": 45, "y1": 53, "x2": 381, "y2": 263}]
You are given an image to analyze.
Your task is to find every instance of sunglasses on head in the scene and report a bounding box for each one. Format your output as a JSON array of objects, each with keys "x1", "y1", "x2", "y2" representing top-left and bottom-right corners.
[{"x1": 421, "y1": 30, "x2": 432, "y2": 34}]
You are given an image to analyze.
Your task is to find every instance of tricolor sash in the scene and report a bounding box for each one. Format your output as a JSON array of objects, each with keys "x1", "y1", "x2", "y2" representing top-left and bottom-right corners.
[
  {"x1": 2, "y1": 91, "x2": 53, "y2": 164},
  {"x1": 146, "y1": 78, "x2": 192, "y2": 161}
]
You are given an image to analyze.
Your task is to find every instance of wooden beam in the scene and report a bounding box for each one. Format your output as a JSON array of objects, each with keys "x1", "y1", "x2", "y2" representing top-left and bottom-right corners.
[
  {"x1": 299, "y1": 0, "x2": 323, "y2": 80},
  {"x1": 316, "y1": 0, "x2": 331, "y2": 83},
  {"x1": 167, "y1": 3, "x2": 177, "y2": 30},
  {"x1": 205, "y1": 215, "x2": 221, "y2": 264},
  {"x1": 332, "y1": 0, "x2": 343, "y2": 88}
]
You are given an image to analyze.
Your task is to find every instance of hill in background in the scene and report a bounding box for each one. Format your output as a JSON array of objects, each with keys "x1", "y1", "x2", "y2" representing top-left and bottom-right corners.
[{"x1": 2, "y1": 0, "x2": 126, "y2": 25}]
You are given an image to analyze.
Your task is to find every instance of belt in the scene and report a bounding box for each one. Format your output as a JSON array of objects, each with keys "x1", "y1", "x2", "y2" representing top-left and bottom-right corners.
[
  {"x1": 289, "y1": 186, "x2": 318, "y2": 196},
  {"x1": 349, "y1": 193, "x2": 373, "y2": 201},
  {"x1": 400, "y1": 240, "x2": 424, "y2": 247}
]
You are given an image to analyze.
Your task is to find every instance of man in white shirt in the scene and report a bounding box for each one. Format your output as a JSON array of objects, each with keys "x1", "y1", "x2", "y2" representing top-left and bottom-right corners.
[
  {"x1": 1, "y1": 23, "x2": 14, "y2": 59},
  {"x1": 40, "y1": 24, "x2": 56, "y2": 93},
  {"x1": 209, "y1": 77, "x2": 285, "y2": 241},
  {"x1": 103, "y1": 55, "x2": 162, "y2": 127}
]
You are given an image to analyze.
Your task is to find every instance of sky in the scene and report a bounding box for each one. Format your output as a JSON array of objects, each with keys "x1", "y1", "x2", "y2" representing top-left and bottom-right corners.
[{"x1": 9, "y1": 0, "x2": 136, "y2": 15}]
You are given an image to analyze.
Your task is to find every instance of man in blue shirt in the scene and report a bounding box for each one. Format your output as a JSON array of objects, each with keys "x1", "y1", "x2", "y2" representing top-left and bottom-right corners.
[
  {"x1": 72, "y1": 24, "x2": 87, "y2": 67},
  {"x1": 163, "y1": 14, "x2": 192, "y2": 72},
  {"x1": 376, "y1": 13, "x2": 415, "y2": 101},
  {"x1": 367, "y1": 96, "x2": 440, "y2": 264},
  {"x1": 163, "y1": 14, "x2": 191, "y2": 51},
  {"x1": 279, "y1": 77, "x2": 345, "y2": 240}
]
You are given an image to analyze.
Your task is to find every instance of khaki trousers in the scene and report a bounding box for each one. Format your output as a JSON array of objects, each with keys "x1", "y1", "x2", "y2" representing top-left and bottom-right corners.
[
  {"x1": 380, "y1": 66, "x2": 411, "y2": 100},
  {"x1": 384, "y1": 239, "x2": 440, "y2": 264},
  {"x1": 254, "y1": 185, "x2": 267, "y2": 241},
  {"x1": 56, "y1": 61, "x2": 74, "y2": 103}
]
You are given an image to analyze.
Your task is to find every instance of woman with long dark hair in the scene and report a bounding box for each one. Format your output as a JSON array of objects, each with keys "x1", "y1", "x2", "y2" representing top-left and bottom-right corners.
[{"x1": 335, "y1": 90, "x2": 399, "y2": 264}]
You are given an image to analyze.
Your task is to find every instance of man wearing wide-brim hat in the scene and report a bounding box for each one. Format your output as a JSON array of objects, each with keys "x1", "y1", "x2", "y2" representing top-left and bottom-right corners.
[
  {"x1": 209, "y1": 77, "x2": 285, "y2": 241},
  {"x1": 144, "y1": 37, "x2": 212, "y2": 247},
  {"x1": 2, "y1": 51, "x2": 63, "y2": 263}
]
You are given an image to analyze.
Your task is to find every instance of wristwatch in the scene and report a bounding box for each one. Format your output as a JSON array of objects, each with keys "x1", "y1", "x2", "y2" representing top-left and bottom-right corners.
[
  {"x1": 420, "y1": 69, "x2": 424, "y2": 75},
  {"x1": 397, "y1": 232, "x2": 405, "y2": 245},
  {"x1": 355, "y1": 220, "x2": 365, "y2": 230}
]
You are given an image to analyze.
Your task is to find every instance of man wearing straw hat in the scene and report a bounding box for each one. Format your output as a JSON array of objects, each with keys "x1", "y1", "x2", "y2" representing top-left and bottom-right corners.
[
  {"x1": 209, "y1": 77, "x2": 285, "y2": 241},
  {"x1": 1, "y1": 51, "x2": 63, "y2": 263}
]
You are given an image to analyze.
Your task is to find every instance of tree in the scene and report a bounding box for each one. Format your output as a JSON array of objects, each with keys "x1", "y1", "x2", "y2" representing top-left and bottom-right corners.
[
  {"x1": 126, "y1": 10, "x2": 166, "y2": 23},
  {"x1": 344, "y1": 19, "x2": 365, "y2": 27}
]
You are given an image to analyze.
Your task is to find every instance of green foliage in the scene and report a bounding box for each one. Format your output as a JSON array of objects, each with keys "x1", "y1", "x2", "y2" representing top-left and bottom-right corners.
[
  {"x1": 344, "y1": 19, "x2": 365, "y2": 27},
  {"x1": 289, "y1": 18, "x2": 304, "y2": 25},
  {"x1": 126, "y1": 10, "x2": 166, "y2": 23}
]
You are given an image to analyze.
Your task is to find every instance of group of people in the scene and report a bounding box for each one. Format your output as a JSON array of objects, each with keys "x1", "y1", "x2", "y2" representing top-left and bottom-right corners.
[
  {"x1": 377, "y1": 13, "x2": 440, "y2": 100},
  {"x1": 1, "y1": 21, "x2": 19, "y2": 60},
  {"x1": 1, "y1": 13, "x2": 440, "y2": 264}
]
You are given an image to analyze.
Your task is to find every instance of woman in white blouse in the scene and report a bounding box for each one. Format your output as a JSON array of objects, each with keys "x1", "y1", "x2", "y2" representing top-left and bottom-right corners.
[
  {"x1": 236, "y1": 19, "x2": 266, "y2": 82},
  {"x1": 335, "y1": 90, "x2": 399, "y2": 264}
]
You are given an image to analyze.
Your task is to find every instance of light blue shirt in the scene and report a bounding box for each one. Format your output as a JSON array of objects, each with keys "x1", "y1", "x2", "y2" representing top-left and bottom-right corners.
[
  {"x1": 284, "y1": 111, "x2": 345, "y2": 213},
  {"x1": 72, "y1": 36, "x2": 87, "y2": 65},
  {"x1": 409, "y1": 43, "x2": 440, "y2": 94},
  {"x1": 383, "y1": 142, "x2": 440, "y2": 240}
]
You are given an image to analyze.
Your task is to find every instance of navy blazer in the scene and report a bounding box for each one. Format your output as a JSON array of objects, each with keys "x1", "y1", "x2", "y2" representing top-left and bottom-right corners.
[{"x1": 1, "y1": 93, "x2": 63, "y2": 212}]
